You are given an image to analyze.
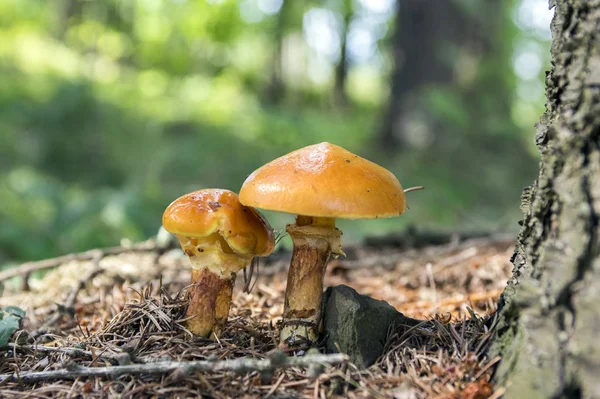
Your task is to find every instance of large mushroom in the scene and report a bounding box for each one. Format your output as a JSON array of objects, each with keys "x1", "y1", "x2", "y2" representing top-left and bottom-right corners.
[
  {"x1": 162, "y1": 189, "x2": 274, "y2": 338},
  {"x1": 239, "y1": 142, "x2": 409, "y2": 347}
]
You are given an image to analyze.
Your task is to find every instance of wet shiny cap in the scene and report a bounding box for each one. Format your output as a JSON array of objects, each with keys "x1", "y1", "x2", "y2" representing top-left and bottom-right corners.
[
  {"x1": 239, "y1": 142, "x2": 406, "y2": 219},
  {"x1": 162, "y1": 189, "x2": 274, "y2": 256}
]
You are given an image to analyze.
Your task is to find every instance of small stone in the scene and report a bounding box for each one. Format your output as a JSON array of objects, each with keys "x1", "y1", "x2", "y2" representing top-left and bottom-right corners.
[{"x1": 321, "y1": 285, "x2": 420, "y2": 368}]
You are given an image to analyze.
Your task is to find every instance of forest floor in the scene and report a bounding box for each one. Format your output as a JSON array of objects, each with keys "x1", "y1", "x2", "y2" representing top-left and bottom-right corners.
[{"x1": 0, "y1": 232, "x2": 514, "y2": 398}]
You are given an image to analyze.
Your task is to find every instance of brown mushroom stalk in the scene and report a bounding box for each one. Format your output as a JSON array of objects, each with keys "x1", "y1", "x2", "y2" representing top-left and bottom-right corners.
[
  {"x1": 239, "y1": 142, "x2": 412, "y2": 348},
  {"x1": 187, "y1": 268, "x2": 234, "y2": 337},
  {"x1": 174, "y1": 232, "x2": 252, "y2": 337},
  {"x1": 281, "y1": 216, "x2": 343, "y2": 344},
  {"x1": 162, "y1": 190, "x2": 274, "y2": 338}
]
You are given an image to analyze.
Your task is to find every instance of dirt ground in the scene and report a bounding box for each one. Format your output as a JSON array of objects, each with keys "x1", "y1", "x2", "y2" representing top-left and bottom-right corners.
[{"x1": 0, "y1": 234, "x2": 514, "y2": 398}]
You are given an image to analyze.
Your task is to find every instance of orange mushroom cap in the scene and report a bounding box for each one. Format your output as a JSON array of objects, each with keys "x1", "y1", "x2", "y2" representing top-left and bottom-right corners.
[
  {"x1": 239, "y1": 142, "x2": 406, "y2": 219},
  {"x1": 162, "y1": 189, "x2": 274, "y2": 257}
]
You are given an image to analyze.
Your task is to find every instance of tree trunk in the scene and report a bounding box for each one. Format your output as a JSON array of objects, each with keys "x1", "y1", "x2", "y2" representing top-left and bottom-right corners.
[
  {"x1": 264, "y1": 0, "x2": 291, "y2": 105},
  {"x1": 490, "y1": 1, "x2": 600, "y2": 397},
  {"x1": 56, "y1": 0, "x2": 78, "y2": 41},
  {"x1": 378, "y1": 0, "x2": 504, "y2": 151},
  {"x1": 379, "y1": 0, "x2": 464, "y2": 150},
  {"x1": 333, "y1": 0, "x2": 352, "y2": 108}
]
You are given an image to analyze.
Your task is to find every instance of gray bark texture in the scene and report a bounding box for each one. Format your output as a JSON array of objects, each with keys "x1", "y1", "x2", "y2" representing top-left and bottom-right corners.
[{"x1": 490, "y1": 1, "x2": 600, "y2": 398}]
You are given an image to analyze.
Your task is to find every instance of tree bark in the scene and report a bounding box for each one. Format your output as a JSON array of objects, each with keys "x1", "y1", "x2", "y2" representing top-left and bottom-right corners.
[{"x1": 490, "y1": 1, "x2": 600, "y2": 397}]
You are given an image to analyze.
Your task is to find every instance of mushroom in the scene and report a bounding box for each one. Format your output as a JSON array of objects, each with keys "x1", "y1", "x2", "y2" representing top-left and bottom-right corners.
[
  {"x1": 162, "y1": 189, "x2": 274, "y2": 337},
  {"x1": 239, "y1": 142, "x2": 409, "y2": 347}
]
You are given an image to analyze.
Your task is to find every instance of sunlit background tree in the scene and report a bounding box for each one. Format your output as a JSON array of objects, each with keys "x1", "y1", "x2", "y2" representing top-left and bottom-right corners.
[{"x1": 0, "y1": 0, "x2": 552, "y2": 267}]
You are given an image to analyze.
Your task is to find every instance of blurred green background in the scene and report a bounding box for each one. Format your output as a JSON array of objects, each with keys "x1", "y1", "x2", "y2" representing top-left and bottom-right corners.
[{"x1": 0, "y1": 0, "x2": 552, "y2": 267}]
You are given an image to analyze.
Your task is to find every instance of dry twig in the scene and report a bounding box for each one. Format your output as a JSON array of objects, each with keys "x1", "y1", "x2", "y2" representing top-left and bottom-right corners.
[
  {"x1": 0, "y1": 240, "x2": 173, "y2": 283},
  {"x1": 5, "y1": 343, "x2": 125, "y2": 364},
  {"x1": 0, "y1": 352, "x2": 347, "y2": 384}
]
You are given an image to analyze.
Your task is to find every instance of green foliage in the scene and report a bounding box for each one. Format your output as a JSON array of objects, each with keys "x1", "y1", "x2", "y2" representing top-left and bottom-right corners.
[
  {"x1": 0, "y1": 0, "x2": 547, "y2": 266},
  {"x1": 0, "y1": 306, "x2": 25, "y2": 347}
]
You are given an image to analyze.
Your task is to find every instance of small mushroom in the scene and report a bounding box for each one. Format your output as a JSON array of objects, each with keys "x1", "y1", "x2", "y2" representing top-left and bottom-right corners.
[
  {"x1": 162, "y1": 189, "x2": 274, "y2": 337},
  {"x1": 239, "y1": 142, "x2": 409, "y2": 347}
]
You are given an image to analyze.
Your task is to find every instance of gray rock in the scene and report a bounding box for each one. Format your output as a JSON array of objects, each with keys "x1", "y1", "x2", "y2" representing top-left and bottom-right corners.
[{"x1": 321, "y1": 285, "x2": 420, "y2": 368}]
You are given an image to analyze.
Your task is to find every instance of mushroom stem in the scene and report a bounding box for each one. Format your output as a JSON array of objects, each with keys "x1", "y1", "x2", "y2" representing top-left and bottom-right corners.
[
  {"x1": 176, "y1": 233, "x2": 251, "y2": 338},
  {"x1": 281, "y1": 216, "x2": 342, "y2": 347},
  {"x1": 187, "y1": 268, "x2": 235, "y2": 337}
]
